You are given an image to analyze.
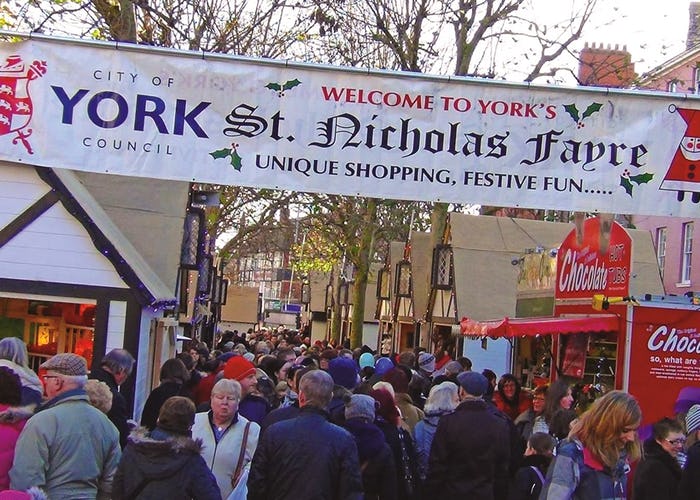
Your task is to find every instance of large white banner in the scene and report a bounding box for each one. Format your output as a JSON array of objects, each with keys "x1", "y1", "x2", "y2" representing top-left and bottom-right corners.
[{"x1": 1, "y1": 34, "x2": 700, "y2": 217}]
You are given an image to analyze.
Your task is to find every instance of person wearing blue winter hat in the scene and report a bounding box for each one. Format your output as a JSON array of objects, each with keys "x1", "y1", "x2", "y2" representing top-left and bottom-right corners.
[
  {"x1": 327, "y1": 357, "x2": 360, "y2": 391},
  {"x1": 359, "y1": 352, "x2": 375, "y2": 370},
  {"x1": 326, "y1": 357, "x2": 360, "y2": 425},
  {"x1": 358, "y1": 352, "x2": 375, "y2": 383},
  {"x1": 366, "y1": 357, "x2": 394, "y2": 387},
  {"x1": 374, "y1": 357, "x2": 394, "y2": 377}
]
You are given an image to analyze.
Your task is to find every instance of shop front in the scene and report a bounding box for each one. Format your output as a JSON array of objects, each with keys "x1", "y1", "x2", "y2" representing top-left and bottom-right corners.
[
  {"x1": 0, "y1": 163, "x2": 186, "y2": 416},
  {"x1": 459, "y1": 313, "x2": 622, "y2": 389},
  {"x1": 457, "y1": 216, "x2": 665, "y2": 400}
]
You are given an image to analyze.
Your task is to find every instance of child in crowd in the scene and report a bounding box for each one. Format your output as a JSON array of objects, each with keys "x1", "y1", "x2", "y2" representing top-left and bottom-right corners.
[{"x1": 509, "y1": 432, "x2": 555, "y2": 500}]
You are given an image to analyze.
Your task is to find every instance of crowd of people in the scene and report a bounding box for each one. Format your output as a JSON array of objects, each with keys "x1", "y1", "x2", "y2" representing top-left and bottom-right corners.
[{"x1": 0, "y1": 327, "x2": 699, "y2": 499}]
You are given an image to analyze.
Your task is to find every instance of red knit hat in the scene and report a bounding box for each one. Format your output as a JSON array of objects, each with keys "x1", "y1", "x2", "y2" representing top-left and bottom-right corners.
[{"x1": 224, "y1": 356, "x2": 256, "y2": 381}]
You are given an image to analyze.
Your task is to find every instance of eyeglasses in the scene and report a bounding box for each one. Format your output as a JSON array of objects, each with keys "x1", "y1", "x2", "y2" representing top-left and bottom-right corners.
[
  {"x1": 533, "y1": 397, "x2": 546, "y2": 402},
  {"x1": 665, "y1": 438, "x2": 686, "y2": 447},
  {"x1": 212, "y1": 395, "x2": 238, "y2": 402}
]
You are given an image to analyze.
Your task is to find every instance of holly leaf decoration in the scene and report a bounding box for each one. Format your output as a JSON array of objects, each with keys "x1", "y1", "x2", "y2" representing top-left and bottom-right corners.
[
  {"x1": 282, "y1": 79, "x2": 302, "y2": 90},
  {"x1": 629, "y1": 172, "x2": 654, "y2": 184},
  {"x1": 209, "y1": 148, "x2": 231, "y2": 159},
  {"x1": 229, "y1": 149, "x2": 242, "y2": 171},
  {"x1": 582, "y1": 102, "x2": 603, "y2": 119},
  {"x1": 564, "y1": 103, "x2": 580, "y2": 123},
  {"x1": 265, "y1": 82, "x2": 282, "y2": 91},
  {"x1": 620, "y1": 176, "x2": 634, "y2": 196}
]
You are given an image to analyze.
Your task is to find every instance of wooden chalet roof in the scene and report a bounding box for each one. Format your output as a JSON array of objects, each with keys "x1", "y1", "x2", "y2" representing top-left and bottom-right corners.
[{"x1": 448, "y1": 214, "x2": 664, "y2": 322}]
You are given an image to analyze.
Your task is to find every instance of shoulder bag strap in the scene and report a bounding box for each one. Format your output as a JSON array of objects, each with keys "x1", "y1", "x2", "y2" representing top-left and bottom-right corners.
[
  {"x1": 530, "y1": 465, "x2": 546, "y2": 484},
  {"x1": 231, "y1": 421, "x2": 252, "y2": 489},
  {"x1": 529, "y1": 466, "x2": 546, "y2": 495}
]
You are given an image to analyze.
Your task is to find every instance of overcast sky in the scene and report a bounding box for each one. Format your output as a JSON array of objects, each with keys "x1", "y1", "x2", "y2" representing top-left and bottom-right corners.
[{"x1": 580, "y1": 0, "x2": 691, "y2": 75}]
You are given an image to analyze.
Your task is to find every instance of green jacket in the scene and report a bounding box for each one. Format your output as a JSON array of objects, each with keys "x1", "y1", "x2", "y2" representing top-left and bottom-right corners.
[{"x1": 10, "y1": 388, "x2": 121, "y2": 499}]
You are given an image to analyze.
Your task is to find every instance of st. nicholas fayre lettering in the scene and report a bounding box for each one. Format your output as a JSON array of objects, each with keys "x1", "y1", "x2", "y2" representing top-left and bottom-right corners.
[{"x1": 1, "y1": 36, "x2": 699, "y2": 217}]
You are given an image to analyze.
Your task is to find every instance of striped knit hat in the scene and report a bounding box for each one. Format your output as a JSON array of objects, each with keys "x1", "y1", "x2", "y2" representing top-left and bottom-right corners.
[{"x1": 686, "y1": 404, "x2": 700, "y2": 434}]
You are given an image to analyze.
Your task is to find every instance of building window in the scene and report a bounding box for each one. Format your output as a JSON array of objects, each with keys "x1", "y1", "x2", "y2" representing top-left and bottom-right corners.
[
  {"x1": 376, "y1": 269, "x2": 390, "y2": 299},
  {"x1": 681, "y1": 222, "x2": 693, "y2": 283},
  {"x1": 431, "y1": 245, "x2": 453, "y2": 289},
  {"x1": 395, "y1": 260, "x2": 412, "y2": 297},
  {"x1": 695, "y1": 68, "x2": 700, "y2": 95},
  {"x1": 668, "y1": 81, "x2": 678, "y2": 92},
  {"x1": 656, "y1": 227, "x2": 667, "y2": 279}
]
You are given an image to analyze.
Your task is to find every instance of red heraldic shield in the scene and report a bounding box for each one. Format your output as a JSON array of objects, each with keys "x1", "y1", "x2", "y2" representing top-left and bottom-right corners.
[{"x1": 0, "y1": 55, "x2": 47, "y2": 154}]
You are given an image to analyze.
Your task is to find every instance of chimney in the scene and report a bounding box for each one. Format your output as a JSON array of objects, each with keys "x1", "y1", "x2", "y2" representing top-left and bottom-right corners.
[
  {"x1": 688, "y1": 2, "x2": 700, "y2": 49},
  {"x1": 578, "y1": 42, "x2": 636, "y2": 88}
]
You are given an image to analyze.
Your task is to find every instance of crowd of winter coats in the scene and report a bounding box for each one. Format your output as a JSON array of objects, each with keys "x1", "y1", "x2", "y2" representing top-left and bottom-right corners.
[
  {"x1": 129, "y1": 327, "x2": 555, "y2": 500},
  {"x1": 3, "y1": 326, "x2": 700, "y2": 500}
]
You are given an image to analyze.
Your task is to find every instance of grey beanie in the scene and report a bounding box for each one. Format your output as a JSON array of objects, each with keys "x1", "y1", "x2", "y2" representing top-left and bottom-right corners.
[
  {"x1": 418, "y1": 352, "x2": 436, "y2": 373},
  {"x1": 345, "y1": 394, "x2": 377, "y2": 421}
]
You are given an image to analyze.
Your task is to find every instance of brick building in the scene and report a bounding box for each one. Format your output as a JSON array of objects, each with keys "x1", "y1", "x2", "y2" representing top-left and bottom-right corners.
[{"x1": 579, "y1": 3, "x2": 700, "y2": 295}]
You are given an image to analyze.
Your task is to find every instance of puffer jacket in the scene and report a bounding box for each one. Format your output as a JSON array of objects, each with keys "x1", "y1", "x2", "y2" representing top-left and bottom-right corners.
[
  {"x1": 540, "y1": 438, "x2": 628, "y2": 500},
  {"x1": 10, "y1": 389, "x2": 121, "y2": 499},
  {"x1": 0, "y1": 403, "x2": 28, "y2": 490},
  {"x1": 247, "y1": 406, "x2": 363, "y2": 500},
  {"x1": 112, "y1": 427, "x2": 221, "y2": 500}
]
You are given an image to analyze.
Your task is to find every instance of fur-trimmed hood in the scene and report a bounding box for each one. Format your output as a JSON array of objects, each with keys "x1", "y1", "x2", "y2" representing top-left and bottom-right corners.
[
  {"x1": 0, "y1": 360, "x2": 42, "y2": 393},
  {"x1": 121, "y1": 426, "x2": 205, "y2": 481},
  {"x1": 127, "y1": 426, "x2": 203, "y2": 454},
  {"x1": 0, "y1": 403, "x2": 33, "y2": 425}
]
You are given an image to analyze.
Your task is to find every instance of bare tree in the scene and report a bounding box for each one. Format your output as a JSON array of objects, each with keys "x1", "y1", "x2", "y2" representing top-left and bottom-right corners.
[
  {"x1": 9, "y1": 0, "x2": 317, "y2": 56},
  {"x1": 5, "y1": 0, "x2": 601, "y2": 348}
]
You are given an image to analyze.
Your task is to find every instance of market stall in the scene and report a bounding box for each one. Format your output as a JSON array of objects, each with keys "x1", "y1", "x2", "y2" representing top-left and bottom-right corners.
[{"x1": 458, "y1": 217, "x2": 699, "y2": 426}]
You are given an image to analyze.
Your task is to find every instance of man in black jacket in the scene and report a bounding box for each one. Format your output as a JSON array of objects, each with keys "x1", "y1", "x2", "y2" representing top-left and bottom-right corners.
[
  {"x1": 248, "y1": 370, "x2": 363, "y2": 500},
  {"x1": 90, "y1": 348, "x2": 135, "y2": 448},
  {"x1": 426, "y1": 371, "x2": 511, "y2": 500}
]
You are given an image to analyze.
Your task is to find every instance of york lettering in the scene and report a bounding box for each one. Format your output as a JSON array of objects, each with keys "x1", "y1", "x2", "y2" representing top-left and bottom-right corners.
[{"x1": 51, "y1": 86, "x2": 211, "y2": 138}]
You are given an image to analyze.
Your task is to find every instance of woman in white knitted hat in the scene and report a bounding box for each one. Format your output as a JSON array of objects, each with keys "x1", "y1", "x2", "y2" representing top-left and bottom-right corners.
[{"x1": 678, "y1": 404, "x2": 700, "y2": 500}]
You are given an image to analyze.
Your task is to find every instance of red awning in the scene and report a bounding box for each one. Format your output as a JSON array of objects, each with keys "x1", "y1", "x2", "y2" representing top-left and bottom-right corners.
[{"x1": 459, "y1": 314, "x2": 620, "y2": 338}]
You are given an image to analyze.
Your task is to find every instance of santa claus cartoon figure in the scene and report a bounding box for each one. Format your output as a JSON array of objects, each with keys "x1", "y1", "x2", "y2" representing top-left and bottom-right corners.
[{"x1": 661, "y1": 105, "x2": 700, "y2": 202}]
